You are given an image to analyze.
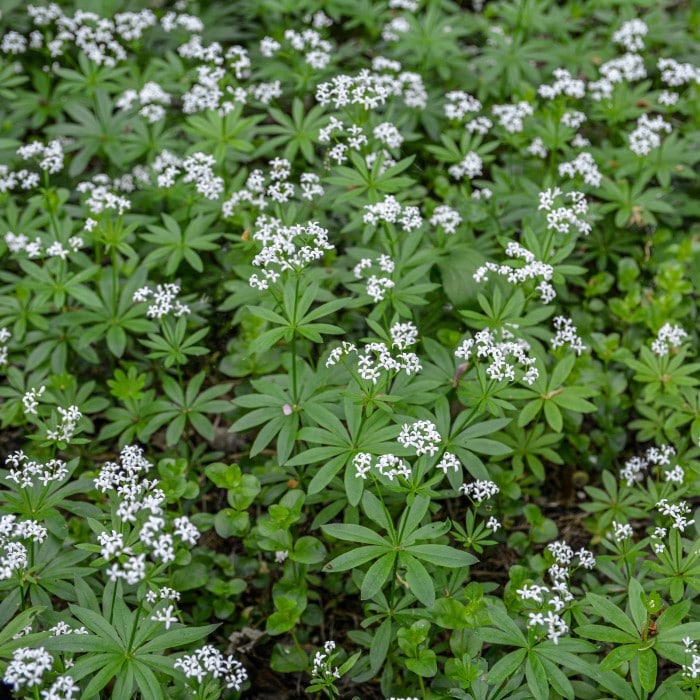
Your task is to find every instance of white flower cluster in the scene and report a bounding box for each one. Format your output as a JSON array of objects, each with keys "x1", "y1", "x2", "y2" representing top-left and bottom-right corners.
[
  {"x1": 683, "y1": 638, "x2": 700, "y2": 679},
  {"x1": 444, "y1": 90, "x2": 482, "y2": 121},
  {"x1": 650, "y1": 526, "x2": 667, "y2": 555},
  {"x1": 474, "y1": 241, "x2": 555, "y2": 304},
  {"x1": 538, "y1": 188, "x2": 591, "y2": 235},
  {"x1": 17, "y1": 139, "x2": 64, "y2": 173},
  {"x1": 221, "y1": 160, "x2": 324, "y2": 217},
  {"x1": 527, "y1": 137, "x2": 548, "y2": 159},
  {"x1": 77, "y1": 182, "x2": 131, "y2": 215},
  {"x1": 4, "y1": 232, "x2": 84, "y2": 260},
  {"x1": 353, "y1": 452, "x2": 410, "y2": 481},
  {"x1": 49, "y1": 622, "x2": 88, "y2": 636},
  {"x1": 363, "y1": 195, "x2": 423, "y2": 231},
  {"x1": 382, "y1": 16, "x2": 411, "y2": 42},
  {"x1": 429, "y1": 205, "x2": 462, "y2": 234},
  {"x1": 316, "y1": 67, "x2": 427, "y2": 111},
  {"x1": 93, "y1": 445, "x2": 200, "y2": 583},
  {"x1": 22, "y1": 384, "x2": 44, "y2": 416},
  {"x1": 284, "y1": 28, "x2": 334, "y2": 69},
  {"x1": 311, "y1": 640, "x2": 341, "y2": 681},
  {"x1": 353, "y1": 254, "x2": 396, "y2": 302},
  {"x1": 398, "y1": 420, "x2": 441, "y2": 456},
  {"x1": 249, "y1": 216, "x2": 333, "y2": 289},
  {"x1": 436, "y1": 451, "x2": 460, "y2": 474},
  {"x1": 448, "y1": 151, "x2": 483, "y2": 180},
  {"x1": 39, "y1": 675, "x2": 80, "y2": 700},
  {"x1": 611, "y1": 520, "x2": 634, "y2": 542},
  {"x1": 459, "y1": 479, "x2": 499, "y2": 503},
  {"x1": 612, "y1": 19, "x2": 648, "y2": 52},
  {"x1": 455, "y1": 328, "x2": 539, "y2": 385},
  {"x1": 492, "y1": 101, "x2": 533, "y2": 133},
  {"x1": 619, "y1": 444, "x2": 678, "y2": 486},
  {"x1": 551, "y1": 316, "x2": 586, "y2": 355},
  {"x1": 149, "y1": 151, "x2": 223, "y2": 199},
  {"x1": 558, "y1": 152, "x2": 602, "y2": 187},
  {"x1": 133, "y1": 283, "x2": 191, "y2": 319},
  {"x1": 0, "y1": 327, "x2": 10, "y2": 366},
  {"x1": 116, "y1": 81, "x2": 171, "y2": 123},
  {"x1": 561, "y1": 110, "x2": 587, "y2": 129},
  {"x1": 0, "y1": 164, "x2": 40, "y2": 192},
  {"x1": 518, "y1": 539, "x2": 595, "y2": 645},
  {"x1": 46, "y1": 406, "x2": 82, "y2": 443},
  {"x1": 629, "y1": 113, "x2": 672, "y2": 156},
  {"x1": 5, "y1": 451, "x2": 68, "y2": 487},
  {"x1": 657, "y1": 57, "x2": 700, "y2": 86},
  {"x1": 0, "y1": 514, "x2": 47, "y2": 580},
  {"x1": 651, "y1": 322, "x2": 688, "y2": 356},
  {"x1": 373, "y1": 121, "x2": 404, "y2": 149},
  {"x1": 2, "y1": 646, "x2": 54, "y2": 692},
  {"x1": 537, "y1": 68, "x2": 585, "y2": 99},
  {"x1": 589, "y1": 53, "x2": 646, "y2": 101},
  {"x1": 656, "y1": 498, "x2": 691, "y2": 532},
  {"x1": 174, "y1": 645, "x2": 248, "y2": 691},
  {"x1": 390, "y1": 322, "x2": 419, "y2": 350},
  {"x1": 326, "y1": 337, "x2": 421, "y2": 384},
  {"x1": 20, "y1": 6, "x2": 195, "y2": 66}
]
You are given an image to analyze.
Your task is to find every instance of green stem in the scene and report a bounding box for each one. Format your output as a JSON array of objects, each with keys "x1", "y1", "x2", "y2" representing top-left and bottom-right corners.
[
  {"x1": 419, "y1": 674, "x2": 427, "y2": 699},
  {"x1": 291, "y1": 274, "x2": 300, "y2": 404}
]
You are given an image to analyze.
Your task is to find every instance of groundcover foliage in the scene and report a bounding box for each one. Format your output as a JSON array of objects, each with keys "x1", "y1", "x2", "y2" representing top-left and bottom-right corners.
[{"x1": 0, "y1": 0, "x2": 700, "y2": 697}]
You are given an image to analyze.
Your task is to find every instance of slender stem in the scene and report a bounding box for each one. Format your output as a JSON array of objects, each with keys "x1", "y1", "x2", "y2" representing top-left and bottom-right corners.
[
  {"x1": 291, "y1": 274, "x2": 300, "y2": 404},
  {"x1": 419, "y1": 674, "x2": 427, "y2": 699}
]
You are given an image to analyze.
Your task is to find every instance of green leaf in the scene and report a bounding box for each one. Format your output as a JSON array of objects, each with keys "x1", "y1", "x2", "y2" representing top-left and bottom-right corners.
[
  {"x1": 637, "y1": 647, "x2": 657, "y2": 692},
  {"x1": 405, "y1": 544, "x2": 477, "y2": 568},
  {"x1": 361, "y1": 552, "x2": 396, "y2": 600},
  {"x1": 401, "y1": 553, "x2": 435, "y2": 607}
]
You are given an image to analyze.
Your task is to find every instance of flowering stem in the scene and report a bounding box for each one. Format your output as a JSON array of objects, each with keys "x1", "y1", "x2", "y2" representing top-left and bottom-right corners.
[{"x1": 291, "y1": 274, "x2": 300, "y2": 405}]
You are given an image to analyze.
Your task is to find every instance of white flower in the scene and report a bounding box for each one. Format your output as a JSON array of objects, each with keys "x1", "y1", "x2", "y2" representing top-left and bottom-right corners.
[
  {"x1": 398, "y1": 420, "x2": 441, "y2": 456},
  {"x1": 151, "y1": 604, "x2": 178, "y2": 630},
  {"x1": 651, "y1": 323, "x2": 687, "y2": 356},
  {"x1": 3, "y1": 647, "x2": 53, "y2": 691},
  {"x1": 459, "y1": 480, "x2": 499, "y2": 503},
  {"x1": 551, "y1": 316, "x2": 586, "y2": 355}
]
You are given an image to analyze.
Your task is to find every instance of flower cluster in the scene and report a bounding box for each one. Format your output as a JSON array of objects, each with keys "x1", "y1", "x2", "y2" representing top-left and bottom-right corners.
[
  {"x1": 249, "y1": 216, "x2": 333, "y2": 289},
  {"x1": 629, "y1": 113, "x2": 673, "y2": 156},
  {"x1": 537, "y1": 68, "x2": 585, "y2": 99},
  {"x1": 551, "y1": 316, "x2": 586, "y2": 355},
  {"x1": 311, "y1": 640, "x2": 341, "y2": 682},
  {"x1": 448, "y1": 152, "x2": 483, "y2": 180},
  {"x1": 353, "y1": 254, "x2": 396, "y2": 302},
  {"x1": 656, "y1": 499, "x2": 691, "y2": 532},
  {"x1": 116, "y1": 81, "x2": 171, "y2": 123},
  {"x1": 326, "y1": 337, "x2": 421, "y2": 384},
  {"x1": 133, "y1": 283, "x2": 191, "y2": 319},
  {"x1": 619, "y1": 444, "x2": 679, "y2": 486},
  {"x1": 2, "y1": 646, "x2": 55, "y2": 692},
  {"x1": 459, "y1": 479, "x2": 499, "y2": 503},
  {"x1": 538, "y1": 188, "x2": 590, "y2": 235},
  {"x1": 429, "y1": 205, "x2": 462, "y2": 234},
  {"x1": 558, "y1": 152, "x2": 602, "y2": 187},
  {"x1": 4, "y1": 232, "x2": 84, "y2": 260},
  {"x1": 517, "y1": 540, "x2": 595, "y2": 644},
  {"x1": 651, "y1": 322, "x2": 688, "y2": 356},
  {"x1": 46, "y1": 406, "x2": 82, "y2": 443},
  {"x1": 174, "y1": 645, "x2": 248, "y2": 691},
  {"x1": 353, "y1": 452, "x2": 410, "y2": 481},
  {"x1": 222, "y1": 160, "x2": 324, "y2": 217},
  {"x1": 316, "y1": 66, "x2": 427, "y2": 111},
  {"x1": 17, "y1": 139, "x2": 64, "y2": 174},
  {"x1": 492, "y1": 101, "x2": 533, "y2": 133},
  {"x1": 363, "y1": 195, "x2": 422, "y2": 232},
  {"x1": 0, "y1": 327, "x2": 10, "y2": 366},
  {"x1": 398, "y1": 420, "x2": 441, "y2": 456},
  {"x1": 455, "y1": 328, "x2": 539, "y2": 385},
  {"x1": 5, "y1": 451, "x2": 68, "y2": 487},
  {"x1": 474, "y1": 241, "x2": 555, "y2": 304},
  {"x1": 93, "y1": 445, "x2": 200, "y2": 583},
  {"x1": 0, "y1": 514, "x2": 47, "y2": 580}
]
